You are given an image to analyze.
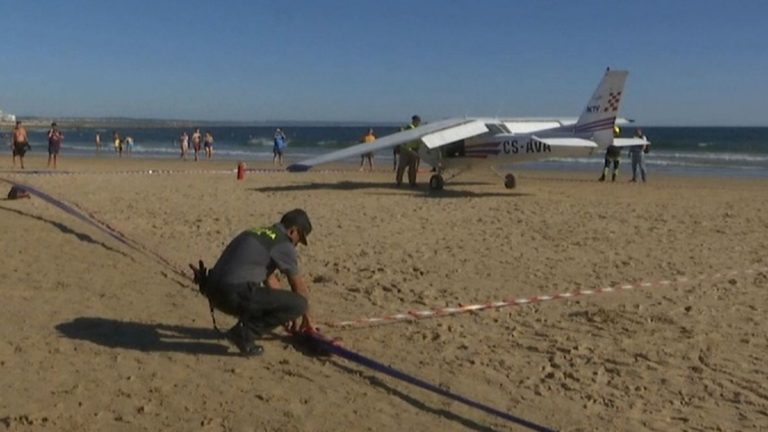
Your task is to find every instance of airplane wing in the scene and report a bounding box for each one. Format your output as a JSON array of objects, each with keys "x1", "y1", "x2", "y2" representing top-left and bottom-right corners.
[
  {"x1": 504, "y1": 121, "x2": 564, "y2": 134},
  {"x1": 498, "y1": 117, "x2": 633, "y2": 133},
  {"x1": 287, "y1": 118, "x2": 488, "y2": 172},
  {"x1": 531, "y1": 136, "x2": 598, "y2": 148},
  {"x1": 612, "y1": 137, "x2": 651, "y2": 147}
]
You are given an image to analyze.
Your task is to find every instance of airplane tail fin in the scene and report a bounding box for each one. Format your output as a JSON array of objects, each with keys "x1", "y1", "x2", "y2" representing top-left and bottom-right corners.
[{"x1": 574, "y1": 69, "x2": 629, "y2": 147}]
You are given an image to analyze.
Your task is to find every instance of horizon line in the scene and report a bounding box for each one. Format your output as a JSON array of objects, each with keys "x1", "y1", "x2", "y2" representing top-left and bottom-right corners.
[{"x1": 3, "y1": 116, "x2": 767, "y2": 128}]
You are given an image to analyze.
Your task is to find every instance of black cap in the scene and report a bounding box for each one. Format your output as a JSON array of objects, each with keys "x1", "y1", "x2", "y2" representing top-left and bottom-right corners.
[{"x1": 280, "y1": 208, "x2": 312, "y2": 245}]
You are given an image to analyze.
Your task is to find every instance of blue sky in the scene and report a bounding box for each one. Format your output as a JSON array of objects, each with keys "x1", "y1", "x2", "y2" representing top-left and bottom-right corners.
[{"x1": 1, "y1": 0, "x2": 766, "y2": 126}]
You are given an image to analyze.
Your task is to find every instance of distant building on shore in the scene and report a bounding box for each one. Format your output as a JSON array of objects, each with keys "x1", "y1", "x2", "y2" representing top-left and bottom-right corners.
[{"x1": 0, "y1": 108, "x2": 16, "y2": 122}]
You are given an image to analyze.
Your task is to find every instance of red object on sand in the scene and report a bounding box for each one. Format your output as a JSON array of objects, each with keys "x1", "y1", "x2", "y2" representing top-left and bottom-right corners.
[{"x1": 236, "y1": 162, "x2": 245, "y2": 180}]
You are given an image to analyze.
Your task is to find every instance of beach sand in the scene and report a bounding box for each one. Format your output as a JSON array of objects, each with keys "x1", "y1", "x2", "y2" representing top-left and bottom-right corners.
[{"x1": 1, "y1": 155, "x2": 767, "y2": 431}]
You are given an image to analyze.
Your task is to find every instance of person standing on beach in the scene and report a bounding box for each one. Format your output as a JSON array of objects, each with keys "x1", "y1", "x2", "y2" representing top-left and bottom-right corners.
[
  {"x1": 95, "y1": 132, "x2": 102, "y2": 153},
  {"x1": 11, "y1": 121, "x2": 31, "y2": 169},
  {"x1": 359, "y1": 128, "x2": 376, "y2": 171},
  {"x1": 125, "y1": 136, "x2": 134, "y2": 156},
  {"x1": 179, "y1": 131, "x2": 189, "y2": 160},
  {"x1": 189, "y1": 209, "x2": 315, "y2": 356},
  {"x1": 393, "y1": 127, "x2": 404, "y2": 171},
  {"x1": 112, "y1": 131, "x2": 123, "y2": 157},
  {"x1": 599, "y1": 126, "x2": 623, "y2": 182},
  {"x1": 273, "y1": 128, "x2": 287, "y2": 166},
  {"x1": 396, "y1": 115, "x2": 422, "y2": 187},
  {"x1": 204, "y1": 131, "x2": 214, "y2": 159},
  {"x1": 47, "y1": 122, "x2": 64, "y2": 169},
  {"x1": 629, "y1": 128, "x2": 649, "y2": 182},
  {"x1": 191, "y1": 128, "x2": 202, "y2": 161}
]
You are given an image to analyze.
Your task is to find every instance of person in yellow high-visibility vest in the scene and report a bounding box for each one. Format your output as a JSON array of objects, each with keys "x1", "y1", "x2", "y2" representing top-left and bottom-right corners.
[{"x1": 396, "y1": 115, "x2": 422, "y2": 187}]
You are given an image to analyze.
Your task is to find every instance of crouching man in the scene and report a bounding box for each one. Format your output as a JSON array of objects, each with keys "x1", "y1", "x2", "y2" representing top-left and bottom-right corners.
[{"x1": 191, "y1": 209, "x2": 314, "y2": 356}]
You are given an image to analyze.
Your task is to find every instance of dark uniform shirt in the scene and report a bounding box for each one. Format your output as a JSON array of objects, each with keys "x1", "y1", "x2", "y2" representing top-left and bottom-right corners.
[{"x1": 208, "y1": 224, "x2": 299, "y2": 286}]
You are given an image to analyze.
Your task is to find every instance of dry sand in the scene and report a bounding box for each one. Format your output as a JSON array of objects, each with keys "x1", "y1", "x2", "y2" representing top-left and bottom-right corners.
[{"x1": 1, "y1": 154, "x2": 767, "y2": 431}]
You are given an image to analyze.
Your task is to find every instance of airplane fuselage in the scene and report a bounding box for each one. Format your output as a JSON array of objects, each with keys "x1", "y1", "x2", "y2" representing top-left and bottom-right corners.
[{"x1": 420, "y1": 129, "x2": 597, "y2": 172}]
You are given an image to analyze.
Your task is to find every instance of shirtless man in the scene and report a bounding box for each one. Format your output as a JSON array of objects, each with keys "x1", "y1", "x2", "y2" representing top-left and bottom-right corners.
[
  {"x1": 191, "y1": 128, "x2": 202, "y2": 161},
  {"x1": 204, "y1": 131, "x2": 214, "y2": 159},
  {"x1": 12, "y1": 121, "x2": 30, "y2": 169}
]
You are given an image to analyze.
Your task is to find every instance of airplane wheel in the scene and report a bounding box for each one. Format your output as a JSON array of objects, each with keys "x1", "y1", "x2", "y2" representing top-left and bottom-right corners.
[
  {"x1": 504, "y1": 173, "x2": 516, "y2": 189},
  {"x1": 429, "y1": 174, "x2": 444, "y2": 190}
]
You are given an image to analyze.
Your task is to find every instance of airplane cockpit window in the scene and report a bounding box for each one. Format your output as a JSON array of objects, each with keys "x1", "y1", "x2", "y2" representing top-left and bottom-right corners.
[
  {"x1": 442, "y1": 140, "x2": 465, "y2": 158},
  {"x1": 485, "y1": 123, "x2": 509, "y2": 134}
]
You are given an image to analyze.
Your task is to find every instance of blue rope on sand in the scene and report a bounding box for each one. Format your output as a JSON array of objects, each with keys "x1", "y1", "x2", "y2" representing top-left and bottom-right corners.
[
  {"x1": 304, "y1": 332, "x2": 556, "y2": 432},
  {"x1": 2, "y1": 177, "x2": 556, "y2": 431},
  {"x1": 1, "y1": 178, "x2": 133, "y2": 249}
]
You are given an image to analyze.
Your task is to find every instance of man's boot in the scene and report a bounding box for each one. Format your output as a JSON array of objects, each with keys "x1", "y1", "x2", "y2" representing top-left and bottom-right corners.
[{"x1": 226, "y1": 322, "x2": 264, "y2": 356}]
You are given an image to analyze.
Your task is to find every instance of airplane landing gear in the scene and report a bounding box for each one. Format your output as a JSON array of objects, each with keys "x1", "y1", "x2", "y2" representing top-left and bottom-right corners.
[
  {"x1": 429, "y1": 174, "x2": 445, "y2": 191},
  {"x1": 504, "y1": 173, "x2": 516, "y2": 189}
]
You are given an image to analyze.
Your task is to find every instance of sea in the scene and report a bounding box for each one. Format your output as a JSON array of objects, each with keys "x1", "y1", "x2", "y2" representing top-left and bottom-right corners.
[{"x1": 12, "y1": 126, "x2": 768, "y2": 178}]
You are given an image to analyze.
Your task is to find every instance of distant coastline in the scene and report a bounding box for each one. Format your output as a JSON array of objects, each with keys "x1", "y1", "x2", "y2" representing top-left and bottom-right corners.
[
  {"x1": 0, "y1": 117, "x2": 401, "y2": 129},
  {"x1": 2, "y1": 117, "x2": 765, "y2": 129}
]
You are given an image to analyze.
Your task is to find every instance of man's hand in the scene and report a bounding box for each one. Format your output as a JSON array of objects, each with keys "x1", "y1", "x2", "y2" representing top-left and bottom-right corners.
[
  {"x1": 283, "y1": 315, "x2": 315, "y2": 335},
  {"x1": 299, "y1": 315, "x2": 315, "y2": 333}
]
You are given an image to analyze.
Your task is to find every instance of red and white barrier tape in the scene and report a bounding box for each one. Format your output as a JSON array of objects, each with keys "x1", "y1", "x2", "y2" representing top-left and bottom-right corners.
[
  {"x1": 327, "y1": 266, "x2": 767, "y2": 329},
  {"x1": 1, "y1": 166, "x2": 404, "y2": 176}
]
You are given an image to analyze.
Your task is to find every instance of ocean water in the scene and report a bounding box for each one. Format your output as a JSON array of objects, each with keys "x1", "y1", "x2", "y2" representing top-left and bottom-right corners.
[
  {"x1": 530, "y1": 127, "x2": 768, "y2": 178},
  {"x1": 11, "y1": 126, "x2": 768, "y2": 178}
]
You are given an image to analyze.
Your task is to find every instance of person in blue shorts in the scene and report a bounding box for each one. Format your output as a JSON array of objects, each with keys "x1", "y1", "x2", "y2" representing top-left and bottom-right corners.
[{"x1": 273, "y1": 128, "x2": 287, "y2": 166}]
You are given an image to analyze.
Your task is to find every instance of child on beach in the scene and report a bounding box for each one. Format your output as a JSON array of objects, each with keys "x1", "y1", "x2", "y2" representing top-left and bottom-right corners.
[{"x1": 179, "y1": 131, "x2": 189, "y2": 160}]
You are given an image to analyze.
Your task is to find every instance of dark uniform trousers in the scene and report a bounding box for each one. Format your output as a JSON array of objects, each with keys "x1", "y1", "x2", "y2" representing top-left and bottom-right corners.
[
  {"x1": 396, "y1": 147, "x2": 419, "y2": 186},
  {"x1": 210, "y1": 281, "x2": 307, "y2": 341}
]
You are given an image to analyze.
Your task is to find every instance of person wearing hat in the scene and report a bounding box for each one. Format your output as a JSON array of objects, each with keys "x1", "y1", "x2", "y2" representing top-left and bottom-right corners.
[{"x1": 190, "y1": 209, "x2": 314, "y2": 356}]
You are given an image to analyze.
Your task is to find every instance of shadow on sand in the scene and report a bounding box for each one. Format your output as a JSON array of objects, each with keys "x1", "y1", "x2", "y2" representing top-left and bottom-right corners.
[
  {"x1": 0, "y1": 204, "x2": 128, "y2": 257},
  {"x1": 329, "y1": 360, "x2": 500, "y2": 432},
  {"x1": 251, "y1": 181, "x2": 530, "y2": 199},
  {"x1": 56, "y1": 317, "x2": 232, "y2": 356},
  {"x1": 55, "y1": 317, "x2": 332, "y2": 358},
  {"x1": 57, "y1": 317, "x2": 504, "y2": 430}
]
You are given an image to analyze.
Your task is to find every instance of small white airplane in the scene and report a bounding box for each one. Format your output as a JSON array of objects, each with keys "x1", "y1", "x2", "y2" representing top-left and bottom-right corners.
[{"x1": 287, "y1": 69, "x2": 650, "y2": 190}]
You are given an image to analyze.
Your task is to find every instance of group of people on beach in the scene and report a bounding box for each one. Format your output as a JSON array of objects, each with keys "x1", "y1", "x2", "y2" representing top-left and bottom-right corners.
[
  {"x1": 598, "y1": 127, "x2": 651, "y2": 183},
  {"x1": 179, "y1": 128, "x2": 214, "y2": 161},
  {"x1": 7, "y1": 120, "x2": 64, "y2": 169},
  {"x1": 95, "y1": 131, "x2": 135, "y2": 158},
  {"x1": 7, "y1": 119, "x2": 651, "y2": 186},
  {"x1": 356, "y1": 115, "x2": 424, "y2": 186}
]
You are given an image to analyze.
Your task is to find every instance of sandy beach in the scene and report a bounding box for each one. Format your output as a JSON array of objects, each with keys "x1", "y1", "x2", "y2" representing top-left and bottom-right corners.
[{"x1": 1, "y1": 154, "x2": 767, "y2": 431}]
